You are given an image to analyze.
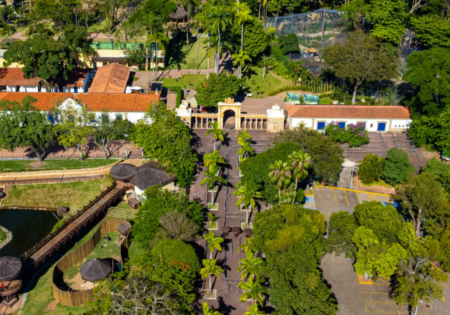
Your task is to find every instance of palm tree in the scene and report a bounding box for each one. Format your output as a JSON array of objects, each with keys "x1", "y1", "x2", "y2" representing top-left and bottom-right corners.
[
  {"x1": 234, "y1": 181, "x2": 262, "y2": 226},
  {"x1": 238, "y1": 238, "x2": 254, "y2": 255},
  {"x1": 147, "y1": 31, "x2": 169, "y2": 81},
  {"x1": 201, "y1": 165, "x2": 227, "y2": 205},
  {"x1": 205, "y1": 121, "x2": 225, "y2": 151},
  {"x1": 237, "y1": 129, "x2": 253, "y2": 146},
  {"x1": 238, "y1": 141, "x2": 255, "y2": 160},
  {"x1": 238, "y1": 277, "x2": 268, "y2": 306},
  {"x1": 200, "y1": 259, "x2": 224, "y2": 295},
  {"x1": 232, "y1": 50, "x2": 252, "y2": 78},
  {"x1": 244, "y1": 304, "x2": 266, "y2": 315},
  {"x1": 288, "y1": 150, "x2": 311, "y2": 190},
  {"x1": 204, "y1": 150, "x2": 225, "y2": 169},
  {"x1": 203, "y1": 231, "x2": 224, "y2": 259},
  {"x1": 238, "y1": 252, "x2": 264, "y2": 280},
  {"x1": 234, "y1": 4, "x2": 252, "y2": 78},
  {"x1": 202, "y1": 302, "x2": 223, "y2": 315},
  {"x1": 208, "y1": 4, "x2": 232, "y2": 73},
  {"x1": 269, "y1": 160, "x2": 292, "y2": 204}
]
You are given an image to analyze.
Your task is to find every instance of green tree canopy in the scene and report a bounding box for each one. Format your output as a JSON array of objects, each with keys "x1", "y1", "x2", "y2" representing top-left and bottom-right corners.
[
  {"x1": 132, "y1": 185, "x2": 204, "y2": 247},
  {"x1": 366, "y1": 0, "x2": 406, "y2": 44},
  {"x1": 133, "y1": 102, "x2": 197, "y2": 188},
  {"x1": 151, "y1": 239, "x2": 200, "y2": 275},
  {"x1": 33, "y1": 0, "x2": 79, "y2": 34},
  {"x1": 323, "y1": 30, "x2": 399, "y2": 104},
  {"x1": 196, "y1": 73, "x2": 243, "y2": 108},
  {"x1": 327, "y1": 211, "x2": 359, "y2": 258},
  {"x1": 403, "y1": 48, "x2": 450, "y2": 117},
  {"x1": 381, "y1": 148, "x2": 416, "y2": 186},
  {"x1": 0, "y1": 96, "x2": 54, "y2": 162},
  {"x1": 358, "y1": 153, "x2": 385, "y2": 184},
  {"x1": 410, "y1": 15, "x2": 450, "y2": 49},
  {"x1": 422, "y1": 158, "x2": 450, "y2": 196},
  {"x1": 273, "y1": 126, "x2": 344, "y2": 184}
]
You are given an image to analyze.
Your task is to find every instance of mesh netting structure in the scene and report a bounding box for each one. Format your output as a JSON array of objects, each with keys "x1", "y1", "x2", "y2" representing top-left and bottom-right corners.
[{"x1": 266, "y1": 9, "x2": 346, "y2": 57}]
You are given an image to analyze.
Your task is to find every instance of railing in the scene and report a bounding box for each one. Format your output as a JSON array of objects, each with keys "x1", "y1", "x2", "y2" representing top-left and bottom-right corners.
[{"x1": 22, "y1": 183, "x2": 118, "y2": 260}]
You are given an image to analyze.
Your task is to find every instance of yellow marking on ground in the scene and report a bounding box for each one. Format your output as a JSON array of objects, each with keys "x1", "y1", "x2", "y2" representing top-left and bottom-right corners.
[
  {"x1": 332, "y1": 188, "x2": 338, "y2": 204},
  {"x1": 364, "y1": 301, "x2": 397, "y2": 304},
  {"x1": 321, "y1": 187, "x2": 325, "y2": 197},
  {"x1": 386, "y1": 196, "x2": 390, "y2": 202},
  {"x1": 315, "y1": 186, "x2": 392, "y2": 197},
  {"x1": 356, "y1": 192, "x2": 361, "y2": 204},
  {"x1": 442, "y1": 296, "x2": 445, "y2": 301},
  {"x1": 344, "y1": 190, "x2": 349, "y2": 205},
  {"x1": 305, "y1": 194, "x2": 314, "y2": 197}
]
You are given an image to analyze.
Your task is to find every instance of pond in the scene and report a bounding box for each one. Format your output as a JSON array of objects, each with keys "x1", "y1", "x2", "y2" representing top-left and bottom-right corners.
[{"x1": 0, "y1": 209, "x2": 58, "y2": 257}]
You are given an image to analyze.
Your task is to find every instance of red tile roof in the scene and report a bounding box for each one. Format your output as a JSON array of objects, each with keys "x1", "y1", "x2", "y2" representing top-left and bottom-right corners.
[
  {"x1": 0, "y1": 92, "x2": 160, "y2": 112},
  {"x1": 286, "y1": 105, "x2": 411, "y2": 119},
  {"x1": 0, "y1": 68, "x2": 41, "y2": 86},
  {"x1": 89, "y1": 63, "x2": 131, "y2": 94}
]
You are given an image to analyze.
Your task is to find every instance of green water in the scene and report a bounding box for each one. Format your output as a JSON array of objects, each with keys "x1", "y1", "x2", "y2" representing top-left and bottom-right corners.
[{"x1": 0, "y1": 209, "x2": 58, "y2": 257}]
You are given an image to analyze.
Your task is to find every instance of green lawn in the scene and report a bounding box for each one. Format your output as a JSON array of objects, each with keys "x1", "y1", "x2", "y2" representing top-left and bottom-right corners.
[
  {"x1": 0, "y1": 158, "x2": 118, "y2": 172},
  {"x1": 166, "y1": 35, "x2": 214, "y2": 70},
  {"x1": 0, "y1": 228, "x2": 6, "y2": 243},
  {"x1": 162, "y1": 74, "x2": 207, "y2": 90},
  {"x1": 3, "y1": 179, "x2": 112, "y2": 211},
  {"x1": 242, "y1": 66, "x2": 288, "y2": 98}
]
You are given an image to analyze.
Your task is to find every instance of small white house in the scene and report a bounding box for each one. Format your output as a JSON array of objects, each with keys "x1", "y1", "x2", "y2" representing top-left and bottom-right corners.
[{"x1": 286, "y1": 105, "x2": 412, "y2": 132}]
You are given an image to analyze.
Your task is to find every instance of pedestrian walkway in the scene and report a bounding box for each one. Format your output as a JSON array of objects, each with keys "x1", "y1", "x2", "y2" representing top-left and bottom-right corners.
[{"x1": 313, "y1": 186, "x2": 392, "y2": 217}]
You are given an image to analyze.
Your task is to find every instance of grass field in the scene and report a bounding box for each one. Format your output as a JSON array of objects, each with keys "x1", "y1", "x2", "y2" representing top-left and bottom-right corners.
[
  {"x1": 242, "y1": 66, "x2": 288, "y2": 98},
  {"x1": 166, "y1": 34, "x2": 214, "y2": 70},
  {"x1": 0, "y1": 228, "x2": 6, "y2": 243},
  {"x1": 2, "y1": 179, "x2": 112, "y2": 211},
  {"x1": 0, "y1": 158, "x2": 118, "y2": 172},
  {"x1": 162, "y1": 74, "x2": 207, "y2": 90}
]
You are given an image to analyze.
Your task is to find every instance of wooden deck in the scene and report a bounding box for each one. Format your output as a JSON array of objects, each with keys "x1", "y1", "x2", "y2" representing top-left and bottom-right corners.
[{"x1": 22, "y1": 182, "x2": 127, "y2": 274}]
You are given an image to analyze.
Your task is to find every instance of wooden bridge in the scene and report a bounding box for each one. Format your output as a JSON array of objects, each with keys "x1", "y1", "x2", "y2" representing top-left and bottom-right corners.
[{"x1": 21, "y1": 182, "x2": 127, "y2": 276}]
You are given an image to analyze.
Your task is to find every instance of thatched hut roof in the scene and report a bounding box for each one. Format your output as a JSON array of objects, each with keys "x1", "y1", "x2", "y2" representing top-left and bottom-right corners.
[
  {"x1": 80, "y1": 258, "x2": 113, "y2": 282},
  {"x1": 110, "y1": 163, "x2": 138, "y2": 182},
  {"x1": 243, "y1": 228, "x2": 252, "y2": 237},
  {"x1": 57, "y1": 206, "x2": 69, "y2": 218},
  {"x1": 0, "y1": 257, "x2": 22, "y2": 281},
  {"x1": 232, "y1": 227, "x2": 242, "y2": 236},
  {"x1": 117, "y1": 222, "x2": 131, "y2": 236},
  {"x1": 130, "y1": 162, "x2": 176, "y2": 191},
  {"x1": 169, "y1": 6, "x2": 187, "y2": 20}
]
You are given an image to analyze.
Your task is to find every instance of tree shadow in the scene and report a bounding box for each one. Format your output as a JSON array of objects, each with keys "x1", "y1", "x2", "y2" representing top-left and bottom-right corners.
[
  {"x1": 166, "y1": 31, "x2": 188, "y2": 70},
  {"x1": 217, "y1": 296, "x2": 236, "y2": 315}
]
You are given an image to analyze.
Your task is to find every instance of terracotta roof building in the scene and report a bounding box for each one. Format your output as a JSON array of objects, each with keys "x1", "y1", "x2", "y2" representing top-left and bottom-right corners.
[
  {"x1": 89, "y1": 63, "x2": 131, "y2": 94},
  {"x1": 286, "y1": 105, "x2": 412, "y2": 132},
  {"x1": 0, "y1": 92, "x2": 160, "y2": 123}
]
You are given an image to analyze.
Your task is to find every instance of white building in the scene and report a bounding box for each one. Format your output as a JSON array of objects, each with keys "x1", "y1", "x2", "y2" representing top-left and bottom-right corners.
[
  {"x1": 286, "y1": 105, "x2": 412, "y2": 132},
  {"x1": 129, "y1": 162, "x2": 178, "y2": 199}
]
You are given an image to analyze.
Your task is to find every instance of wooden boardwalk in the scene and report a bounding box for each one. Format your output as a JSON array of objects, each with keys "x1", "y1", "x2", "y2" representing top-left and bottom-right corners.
[{"x1": 22, "y1": 182, "x2": 127, "y2": 274}]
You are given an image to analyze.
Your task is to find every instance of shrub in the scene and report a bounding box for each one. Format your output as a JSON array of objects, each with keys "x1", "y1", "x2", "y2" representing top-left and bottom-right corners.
[
  {"x1": 151, "y1": 239, "x2": 200, "y2": 276},
  {"x1": 381, "y1": 148, "x2": 416, "y2": 185},
  {"x1": 325, "y1": 122, "x2": 369, "y2": 147},
  {"x1": 358, "y1": 154, "x2": 385, "y2": 184},
  {"x1": 422, "y1": 158, "x2": 450, "y2": 195}
]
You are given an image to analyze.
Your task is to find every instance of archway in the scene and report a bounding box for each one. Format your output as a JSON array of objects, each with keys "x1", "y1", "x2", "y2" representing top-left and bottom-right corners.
[{"x1": 222, "y1": 109, "x2": 236, "y2": 129}]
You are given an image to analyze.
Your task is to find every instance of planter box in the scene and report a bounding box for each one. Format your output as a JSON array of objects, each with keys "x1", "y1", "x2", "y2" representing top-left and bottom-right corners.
[
  {"x1": 207, "y1": 222, "x2": 218, "y2": 230},
  {"x1": 208, "y1": 203, "x2": 218, "y2": 210},
  {"x1": 240, "y1": 222, "x2": 253, "y2": 229},
  {"x1": 208, "y1": 186, "x2": 219, "y2": 193},
  {"x1": 239, "y1": 204, "x2": 248, "y2": 212},
  {"x1": 204, "y1": 289, "x2": 217, "y2": 300}
]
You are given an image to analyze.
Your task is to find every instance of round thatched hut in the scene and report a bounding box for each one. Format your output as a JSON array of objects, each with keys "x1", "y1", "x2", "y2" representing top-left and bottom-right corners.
[
  {"x1": 110, "y1": 163, "x2": 138, "y2": 182},
  {"x1": 169, "y1": 5, "x2": 187, "y2": 21},
  {"x1": 80, "y1": 258, "x2": 113, "y2": 283},
  {"x1": 57, "y1": 206, "x2": 69, "y2": 218},
  {"x1": 0, "y1": 257, "x2": 23, "y2": 305}
]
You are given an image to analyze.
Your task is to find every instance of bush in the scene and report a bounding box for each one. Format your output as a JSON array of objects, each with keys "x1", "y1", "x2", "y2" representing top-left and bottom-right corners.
[
  {"x1": 381, "y1": 148, "x2": 416, "y2": 185},
  {"x1": 165, "y1": 86, "x2": 182, "y2": 108},
  {"x1": 325, "y1": 122, "x2": 369, "y2": 147},
  {"x1": 358, "y1": 154, "x2": 385, "y2": 184},
  {"x1": 151, "y1": 239, "x2": 200, "y2": 276},
  {"x1": 278, "y1": 34, "x2": 299, "y2": 55},
  {"x1": 422, "y1": 158, "x2": 450, "y2": 195}
]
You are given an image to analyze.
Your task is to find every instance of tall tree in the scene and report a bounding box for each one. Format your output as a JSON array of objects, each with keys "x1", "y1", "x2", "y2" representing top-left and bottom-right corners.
[
  {"x1": 234, "y1": 3, "x2": 252, "y2": 78},
  {"x1": 202, "y1": 302, "x2": 222, "y2": 315},
  {"x1": 208, "y1": 4, "x2": 232, "y2": 73},
  {"x1": 232, "y1": 49, "x2": 252, "y2": 78},
  {"x1": 203, "y1": 231, "x2": 224, "y2": 259},
  {"x1": 269, "y1": 160, "x2": 292, "y2": 204},
  {"x1": 196, "y1": 73, "x2": 242, "y2": 108},
  {"x1": 323, "y1": 30, "x2": 399, "y2": 104},
  {"x1": 365, "y1": 0, "x2": 406, "y2": 44},
  {"x1": 205, "y1": 121, "x2": 225, "y2": 151},
  {"x1": 237, "y1": 129, "x2": 253, "y2": 146},
  {"x1": 147, "y1": 31, "x2": 168, "y2": 81},
  {"x1": 238, "y1": 277, "x2": 268, "y2": 306},
  {"x1": 203, "y1": 150, "x2": 225, "y2": 169},
  {"x1": 93, "y1": 115, "x2": 133, "y2": 159},
  {"x1": 200, "y1": 258, "x2": 224, "y2": 295},
  {"x1": 288, "y1": 150, "x2": 311, "y2": 190},
  {"x1": 396, "y1": 173, "x2": 444, "y2": 238},
  {"x1": 200, "y1": 165, "x2": 227, "y2": 205},
  {"x1": 244, "y1": 304, "x2": 266, "y2": 315},
  {"x1": 238, "y1": 141, "x2": 255, "y2": 159},
  {"x1": 0, "y1": 96, "x2": 54, "y2": 162},
  {"x1": 234, "y1": 181, "x2": 263, "y2": 226},
  {"x1": 381, "y1": 148, "x2": 415, "y2": 186},
  {"x1": 33, "y1": 0, "x2": 79, "y2": 35},
  {"x1": 237, "y1": 252, "x2": 264, "y2": 280}
]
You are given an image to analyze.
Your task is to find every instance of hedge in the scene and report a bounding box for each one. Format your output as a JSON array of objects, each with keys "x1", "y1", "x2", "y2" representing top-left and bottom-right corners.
[{"x1": 165, "y1": 86, "x2": 182, "y2": 108}]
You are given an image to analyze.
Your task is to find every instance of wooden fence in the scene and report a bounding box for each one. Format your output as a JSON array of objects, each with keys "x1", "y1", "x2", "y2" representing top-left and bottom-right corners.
[{"x1": 52, "y1": 217, "x2": 131, "y2": 306}]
